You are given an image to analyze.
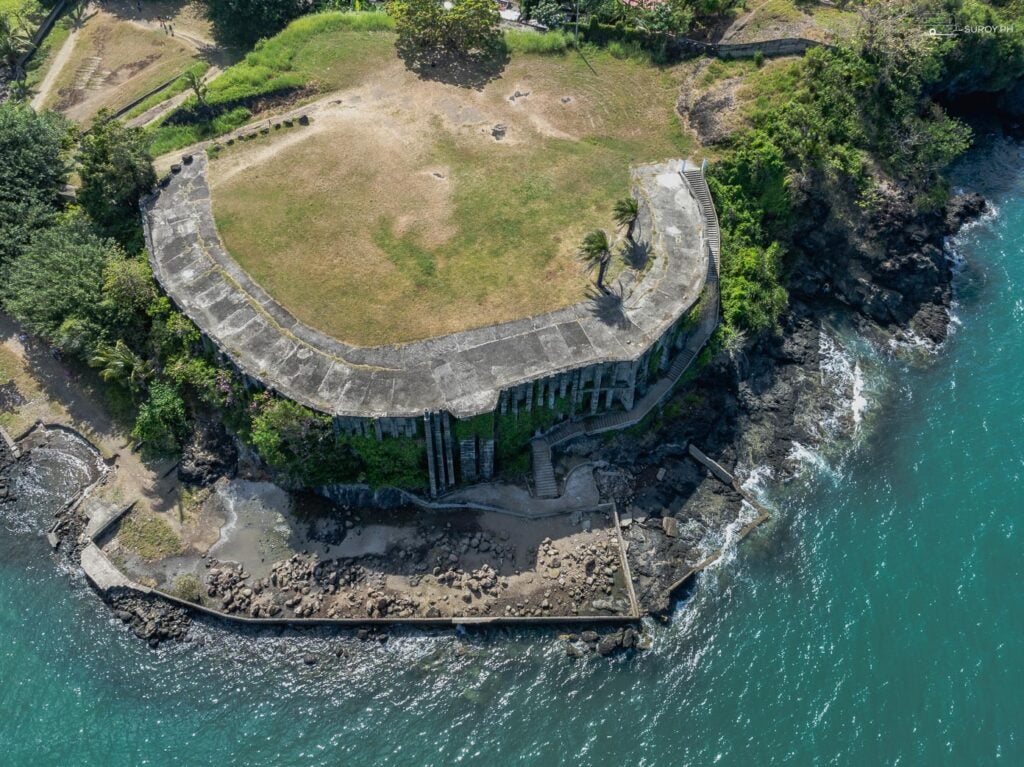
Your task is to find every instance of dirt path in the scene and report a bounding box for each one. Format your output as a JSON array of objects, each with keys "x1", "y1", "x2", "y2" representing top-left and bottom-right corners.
[
  {"x1": 152, "y1": 83, "x2": 374, "y2": 171},
  {"x1": 123, "y1": 16, "x2": 214, "y2": 54},
  {"x1": 30, "y1": 9, "x2": 90, "y2": 111},
  {"x1": 720, "y1": 0, "x2": 773, "y2": 42}
]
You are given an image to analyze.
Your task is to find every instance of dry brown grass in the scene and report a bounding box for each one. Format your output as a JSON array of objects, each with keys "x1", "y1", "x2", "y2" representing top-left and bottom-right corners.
[
  {"x1": 43, "y1": 8, "x2": 199, "y2": 123},
  {"x1": 210, "y1": 48, "x2": 692, "y2": 346}
]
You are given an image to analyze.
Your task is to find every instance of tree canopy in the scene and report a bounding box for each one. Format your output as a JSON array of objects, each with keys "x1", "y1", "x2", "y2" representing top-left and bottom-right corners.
[
  {"x1": 200, "y1": 0, "x2": 312, "y2": 47},
  {"x1": 0, "y1": 103, "x2": 70, "y2": 269},
  {"x1": 388, "y1": 0, "x2": 500, "y2": 56},
  {"x1": 77, "y1": 113, "x2": 157, "y2": 250},
  {"x1": 1, "y1": 212, "x2": 123, "y2": 341}
]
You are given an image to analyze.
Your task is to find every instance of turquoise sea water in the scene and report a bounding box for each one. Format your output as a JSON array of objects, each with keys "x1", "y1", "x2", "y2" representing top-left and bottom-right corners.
[{"x1": 1, "y1": 141, "x2": 1022, "y2": 766}]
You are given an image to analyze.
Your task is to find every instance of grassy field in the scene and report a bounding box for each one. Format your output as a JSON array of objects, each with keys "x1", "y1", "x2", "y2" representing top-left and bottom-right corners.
[
  {"x1": 724, "y1": 0, "x2": 860, "y2": 44},
  {"x1": 117, "y1": 512, "x2": 183, "y2": 560},
  {"x1": 208, "y1": 25, "x2": 692, "y2": 345}
]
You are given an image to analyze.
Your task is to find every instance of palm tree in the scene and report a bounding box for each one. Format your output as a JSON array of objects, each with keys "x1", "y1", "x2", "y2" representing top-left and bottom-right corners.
[
  {"x1": 89, "y1": 340, "x2": 151, "y2": 392},
  {"x1": 0, "y1": 13, "x2": 32, "y2": 70},
  {"x1": 613, "y1": 196, "x2": 639, "y2": 244},
  {"x1": 184, "y1": 70, "x2": 208, "y2": 108},
  {"x1": 578, "y1": 229, "x2": 612, "y2": 294}
]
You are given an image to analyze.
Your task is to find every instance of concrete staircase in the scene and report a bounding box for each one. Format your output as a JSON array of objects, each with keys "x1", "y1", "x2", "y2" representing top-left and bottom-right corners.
[
  {"x1": 530, "y1": 439, "x2": 559, "y2": 498},
  {"x1": 528, "y1": 161, "x2": 722, "y2": 498}
]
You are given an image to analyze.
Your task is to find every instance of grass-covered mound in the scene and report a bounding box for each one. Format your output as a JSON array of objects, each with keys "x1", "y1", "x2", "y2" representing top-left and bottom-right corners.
[{"x1": 147, "y1": 11, "x2": 397, "y2": 155}]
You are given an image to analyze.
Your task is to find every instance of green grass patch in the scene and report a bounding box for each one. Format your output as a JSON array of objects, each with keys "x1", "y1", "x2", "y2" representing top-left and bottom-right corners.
[
  {"x1": 0, "y1": 0, "x2": 39, "y2": 18},
  {"x1": 170, "y1": 573, "x2": 202, "y2": 603},
  {"x1": 146, "y1": 11, "x2": 395, "y2": 154},
  {"x1": 212, "y1": 40, "x2": 693, "y2": 345},
  {"x1": 118, "y1": 514, "x2": 183, "y2": 561},
  {"x1": 119, "y1": 61, "x2": 211, "y2": 122},
  {"x1": 504, "y1": 29, "x2": 572, "y2": 55}
]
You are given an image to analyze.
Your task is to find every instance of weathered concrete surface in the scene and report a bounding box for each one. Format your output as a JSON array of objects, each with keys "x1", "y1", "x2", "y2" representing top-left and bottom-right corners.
[
  {"x1": 144, "y1": 154, "x2": 706, "y2": 419},
  {"x1": 81, "y1": 542, "x2": 142, "y2": 593}
]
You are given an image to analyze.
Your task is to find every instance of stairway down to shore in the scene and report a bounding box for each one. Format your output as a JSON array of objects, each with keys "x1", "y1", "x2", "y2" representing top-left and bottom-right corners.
[{"x1": 530, "y1": 439, "x2": 558, "y2": 499}]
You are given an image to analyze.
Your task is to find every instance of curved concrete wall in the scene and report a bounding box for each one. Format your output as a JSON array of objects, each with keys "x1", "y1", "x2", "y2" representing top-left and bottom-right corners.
[{"x1": 143, "y1": 155, "x2": 709, "y2": 423}]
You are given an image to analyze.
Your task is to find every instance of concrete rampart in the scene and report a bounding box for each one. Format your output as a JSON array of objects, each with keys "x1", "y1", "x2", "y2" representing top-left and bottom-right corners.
[{"x1": 144, "y1": 155, "x2": 707, "y2": 421}]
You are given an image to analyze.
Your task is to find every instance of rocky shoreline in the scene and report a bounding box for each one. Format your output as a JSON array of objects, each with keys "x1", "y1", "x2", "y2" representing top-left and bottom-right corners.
[{"x1": 587, "y1": 179, "x2": 991, "y2": 620}]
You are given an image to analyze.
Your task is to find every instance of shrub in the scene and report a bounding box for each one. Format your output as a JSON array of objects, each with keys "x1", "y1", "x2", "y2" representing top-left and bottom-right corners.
[
  {"x1": 350, "y1": 435, "x2": 428, "y2": 490},
  {"x1": 132, "y1": 380, "x2": 188, "y2": 456},
  {"x1": 171, "y1": 573, "x2": 203, "y2": 603}
]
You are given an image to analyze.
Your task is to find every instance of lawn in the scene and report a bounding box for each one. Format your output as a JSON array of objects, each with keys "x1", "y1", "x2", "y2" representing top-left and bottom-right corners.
[
  {"x1": 208, "y1": 32, "x2": 692, "y2": 346},
  {"x1": 117, "y1": 512, "x2": 183, "y2": 560},
  {"x1": 725, "y1": 0, "x2": 860, "y2": 44}
]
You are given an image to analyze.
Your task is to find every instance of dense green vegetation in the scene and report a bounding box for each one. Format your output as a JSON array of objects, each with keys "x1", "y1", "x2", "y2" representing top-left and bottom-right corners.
[
  {"x1": 3, "y1": 2, "x2": 1022, "y2": 491},
  {"x1": 248, "y1": 396, "x2": 427, "y2": 489},
  {"x1": 0, "y1": 99, "x2": 431, "y2": 489},
  {"x1": 0, "y1": 104, "x2": 69, "y2": 267},
  {"x1": 521, "y1": 0, "x2": 735, "y2": 37},
  {"x1": 200, "y1": 0, "x2": 311, "y2": 48},
  {"x1": 387, "y1": 0, "x2": 501, "y2": 56},
  {"x1": 706, "y1": 0, "x2": 1024, "y2": 338}
]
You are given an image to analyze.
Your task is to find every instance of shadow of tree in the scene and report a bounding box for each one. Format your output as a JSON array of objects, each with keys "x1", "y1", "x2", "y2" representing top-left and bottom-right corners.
[
  {"x1": 395, "y1": 38, "x2": 510, "y2": 90},
  {"x1": 585, "y1": 285, "x2": 631, "y2": 329},
  {"x1": 621, "y1": 239, "x2": 651, "y2": 270}
]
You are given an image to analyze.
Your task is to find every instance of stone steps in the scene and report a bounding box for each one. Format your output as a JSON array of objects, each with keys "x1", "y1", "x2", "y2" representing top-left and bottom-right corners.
[{"x1": 530, "y1": 440, "x2": 558, "y2": 498}]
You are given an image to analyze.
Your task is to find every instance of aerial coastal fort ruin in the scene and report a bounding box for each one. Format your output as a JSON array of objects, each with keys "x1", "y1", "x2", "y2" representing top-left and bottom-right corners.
[{"x1": 144, "y1": 151, "x2": 720, "y2": 499}]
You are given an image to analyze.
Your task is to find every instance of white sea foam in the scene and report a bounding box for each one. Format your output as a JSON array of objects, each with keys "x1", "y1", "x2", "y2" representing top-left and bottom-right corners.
[
  {"x1": 740, "y1": 464, "x2": 774, "y2": 495},
  {"x1": 787, "y1": 441, "x2": 842, "y2": 483},
  {"x1": 851, "y1": 361, "x2": 867, "y2": 428},
  {"x1": 818, "y1": 332, "x2": 871, "y2": 436}
]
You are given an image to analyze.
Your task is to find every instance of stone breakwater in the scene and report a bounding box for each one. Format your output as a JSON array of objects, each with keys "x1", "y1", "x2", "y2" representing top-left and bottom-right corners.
[{"x1": 196, "y1": 527, "x2": 629, "y2": 622}]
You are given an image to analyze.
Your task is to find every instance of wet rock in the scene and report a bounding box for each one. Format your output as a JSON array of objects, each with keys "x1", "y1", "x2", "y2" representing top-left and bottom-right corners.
[
  {"x1": 178, "y1": 421, "x2": 238, "y2": 485},
  {"x1": 596, "y1": 633, "x2": 622, "y2": 656}
]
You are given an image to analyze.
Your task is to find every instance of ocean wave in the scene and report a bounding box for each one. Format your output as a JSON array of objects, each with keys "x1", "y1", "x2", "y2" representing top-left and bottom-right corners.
[
  {"x1": 787, "y1": 441, "x2": 843, "y2": 484},
  {"x1": 818, "y1": 331, "x2": 872, "y2": 438}
]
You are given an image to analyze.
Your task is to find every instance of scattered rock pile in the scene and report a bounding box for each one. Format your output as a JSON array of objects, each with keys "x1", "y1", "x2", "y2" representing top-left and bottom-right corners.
[
  {"x1": 110, "y1": 593, "x2": 191, "y2": 648},
  {"x1": 564, "y1": 626, "x2": 648, "y2": 658}
]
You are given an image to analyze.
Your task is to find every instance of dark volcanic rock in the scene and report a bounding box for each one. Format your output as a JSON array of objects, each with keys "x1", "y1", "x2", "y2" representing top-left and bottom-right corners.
[
  {"x1": 179, "y1": 421, "x2": 238, "y2": 485},
  {"x1": 946, "y1": 192, "x2": 987, "y2": 233},
  {"x1": 109, "y1": 592, "x2": 191, "y2": 646}
]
